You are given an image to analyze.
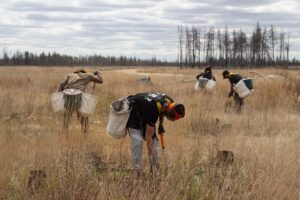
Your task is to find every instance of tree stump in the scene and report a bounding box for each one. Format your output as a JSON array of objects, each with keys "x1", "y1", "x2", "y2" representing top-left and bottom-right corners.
[
  {"x1": 27, "y1": 170, "x2": 46, "y2": 193},
  {"x1": 216, "y1": 150, "x2": 234, "y2": 166}
]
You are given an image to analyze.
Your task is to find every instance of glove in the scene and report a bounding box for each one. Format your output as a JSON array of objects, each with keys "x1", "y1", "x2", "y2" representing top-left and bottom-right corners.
[{"x1": 158, "y1": 124, "x2": 165, "y2": 134}]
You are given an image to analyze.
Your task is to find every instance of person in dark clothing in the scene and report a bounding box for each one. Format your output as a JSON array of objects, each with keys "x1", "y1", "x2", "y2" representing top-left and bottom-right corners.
[
  {"x1": 127, "y1": 92, "x2": 185, "y2": 171},
  {"x1": 222, "y1": 70, "x2": 244, "y2": 112},
  {"x1": 195, "y1": 66, "x2": 216, "y2": 81}
]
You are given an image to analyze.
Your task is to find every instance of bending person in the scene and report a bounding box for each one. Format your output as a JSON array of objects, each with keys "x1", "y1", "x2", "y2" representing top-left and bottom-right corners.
[
  {"x1": 222, "y1": 70, "x2": 244, "y2": 113},
  {"x1": 126, "y1": 92, "x2": 185, "y2": 172},
  {"x1": 58, "y1": 69, "x2": 103, "y2": 134}
]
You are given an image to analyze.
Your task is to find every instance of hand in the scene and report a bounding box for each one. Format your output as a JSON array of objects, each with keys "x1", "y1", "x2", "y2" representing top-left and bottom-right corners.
[{"x1": 158, "y1": 124, "x2": 165, "y2": 134}]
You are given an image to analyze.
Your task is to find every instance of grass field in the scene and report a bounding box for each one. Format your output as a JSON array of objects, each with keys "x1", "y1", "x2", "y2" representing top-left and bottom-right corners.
[{"x1": 0, "y1": 66, "x2": 299, "y2": 200}]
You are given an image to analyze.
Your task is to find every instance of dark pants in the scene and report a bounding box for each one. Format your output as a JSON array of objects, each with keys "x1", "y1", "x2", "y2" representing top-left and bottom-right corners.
[
  {"x1": 63, "y1": 93, "x2": 89, "y2": 134},
  {"x1": 63, "y1": 111, "x2": 89, "y2": 134},
  {"x1": 234, "y1": 93, "x2": 243, "y2": 112}
]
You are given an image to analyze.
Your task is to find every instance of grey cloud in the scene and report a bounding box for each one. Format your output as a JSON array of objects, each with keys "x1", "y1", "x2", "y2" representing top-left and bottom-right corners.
[
  {"x1": 189, "y1": 0, "x2": 281, "y2": 6},
  {"x1": 222, "y1": 0, "x2": 278, "y2": 6},
  {"x1": 164, "y1": 3, "x2": 300, "y2": 26},
  {"x1": 10, "y1": 1, "x2": 154, "y2": 13},
  {"x1": 1, "y1": 0, "x2": 300, "y2": 60},
  {"x1": 10, "y1": 3, "x2": 100, "y2": 12},
  {"x1": 25, "y1": 13, "x2": 101, "y2": 23}
]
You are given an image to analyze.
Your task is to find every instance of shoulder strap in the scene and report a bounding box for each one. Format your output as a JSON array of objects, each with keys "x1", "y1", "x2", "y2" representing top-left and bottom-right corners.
[
  {"x1": 156, "y1": 102, "x2": 164, "y2": 114},
  {"x1": 134, "y1": 92, "x2": 173, "y2": 114},
  {"x1": 152, "y1": 93, "x2": 173, "y2": 114}
]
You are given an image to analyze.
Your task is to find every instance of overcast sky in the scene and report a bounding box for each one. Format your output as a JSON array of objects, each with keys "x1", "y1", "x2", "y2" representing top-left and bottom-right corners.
[{"x1": 1, "y1": 0, "x2": 300, "y2": 61}]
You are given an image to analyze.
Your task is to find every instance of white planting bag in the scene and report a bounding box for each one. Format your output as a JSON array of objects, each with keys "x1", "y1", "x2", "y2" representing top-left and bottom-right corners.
[
  {"x1": 198, "y1": 77, "x2": 209, "y2": 88},
  {"x1": 51, "y1": 89, "x2": 97, "y2": 115},
  {"x1": 51, "y1": 92, "x2": 65, "y2": 112},
  {"x1": 194, "y1": 81, "x2": 200, "y2": 90},
  {"x1": 195, "y1": 77, "x2": 208, "y2": 90},
  {"x1": 234, "y1": 79, "x2": 251, "y2": 99},
  {"x1": 63, "y1": 89, "x2": 82, "y2": 95},
  {"x1": 107, "y1": 97, "x2": 132, "y2": 139},
  {"x1": 195, "y1": 78, "x2": 216, "y2": 92},
  {"x1": 79, "y1": 93, "x2": 97, "y2": 115},
  {"x1": 205, "y1": 79, "x2": 217, "y2": 91}
]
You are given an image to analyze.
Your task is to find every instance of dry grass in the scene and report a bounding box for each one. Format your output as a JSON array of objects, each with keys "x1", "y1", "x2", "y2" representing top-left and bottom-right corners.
[{"x1": 0, "y1": 66, "x2": 299, "y2": 200}]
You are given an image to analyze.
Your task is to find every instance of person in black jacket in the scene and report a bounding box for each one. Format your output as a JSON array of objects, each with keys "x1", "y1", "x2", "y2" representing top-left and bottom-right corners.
[
  {"x1": 127, "y1": 92, "x2": 185, "y2": 172},
  {"x1": 195, "y1": 66, "x2": 216, "y2": 81},
  {"x1": 222, "y1": 70, "x2": 244, "y2": 112}
]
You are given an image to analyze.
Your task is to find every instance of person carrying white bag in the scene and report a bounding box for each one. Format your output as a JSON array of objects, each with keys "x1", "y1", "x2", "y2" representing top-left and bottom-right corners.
[
  {"x1": 222, "y1": 70, "x2": 253, "y2": 113},
  {"x1": 195, "y1": 66, "x2": 217, "y2": 91},
  {"x1": 52, "y1": 69, "x2": 103, "y2": 134},
  {"x1": 109, "y1": 92, "x2": 185, "y2": 173},
  {"x1": 107, "y1": 93, "x2": 185, "y2": 173}
]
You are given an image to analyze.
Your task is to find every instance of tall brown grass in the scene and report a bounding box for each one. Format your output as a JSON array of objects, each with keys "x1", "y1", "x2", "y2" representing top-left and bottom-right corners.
[{"x1": 0, "y1": 66, "x2": 299, "y2": 200}]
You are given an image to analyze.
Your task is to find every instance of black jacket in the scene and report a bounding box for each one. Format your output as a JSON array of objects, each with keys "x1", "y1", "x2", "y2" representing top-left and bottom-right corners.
[{"x1": 196, "y1": 72, "x2": 216, "y2": 81}]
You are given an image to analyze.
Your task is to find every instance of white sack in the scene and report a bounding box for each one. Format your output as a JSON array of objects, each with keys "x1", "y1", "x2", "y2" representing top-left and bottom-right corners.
[
  {"x1": 234, "y1": 79, "x2": 251, "y2": 99},
  {"x1": 79, "y1": 93, "x2": 97, "y2": 115},
  {"x1": 194, "y1": 81, "x2": 200, "y2": 90},
  {"x1": 107, "y1": 97, "x2": 131, "y2": 139},
  {"x1": 205, "y1": 80, "x2": 217, "y2": 91},
  {"x1": 51, "y1": 92, "x2": 65, "y2": 112}
]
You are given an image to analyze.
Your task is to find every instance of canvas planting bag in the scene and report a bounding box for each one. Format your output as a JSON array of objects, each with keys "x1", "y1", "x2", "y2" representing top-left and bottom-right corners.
[
  {"x1": 195, "y1": 78, "x2": 216, "y2": 92},
  {"x1": 205, "y1": 79, "x2": 217, "y2": 91},
  {"x1": 234, "y1": 78, "x2": 254, "y2": 99},
  {"x1": 195, "y1": 77, "x2": 208, "y2": 90},
  {"x1": 79, "y1": 93, "x2": 97, "y2": 115},
  {"x1": 107, "y1": 97, "x2": 132, "y2": 139},
  {"x1": 51, "y1": 92, "x2": 65, "y2": 112},
  {"x1": 198, "y1": 77, "x2": 209, "y2": 88},
  {"x1": 51, "y1": 89, "x2": 97, "y2": 115}
]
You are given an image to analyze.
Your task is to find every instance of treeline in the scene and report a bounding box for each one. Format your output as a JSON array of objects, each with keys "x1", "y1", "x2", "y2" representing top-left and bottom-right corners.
[
  {"x1": 0, "y1": 51, "x2": 170, "y2": 66},
  {"x1": 178, "y1": 22, "x2": 299, "y2": 68}
]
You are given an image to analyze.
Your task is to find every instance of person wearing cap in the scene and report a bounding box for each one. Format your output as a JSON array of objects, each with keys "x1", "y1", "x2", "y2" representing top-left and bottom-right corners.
[
  {"x1": 58, "y1": 69, "x2": 103, "y2": 92},
  {"x1": 195, "y1": 66, "x2": 216, "y2": 81},
  {"x1": 126, "y1": 92, "x2": 185, "y2": 172},
  {"x1": 222, "y1": 70, "x2": 244, "y2": 112},
  {"x1": 58, "y1": 69, "x2": 103, "y2": 134}
]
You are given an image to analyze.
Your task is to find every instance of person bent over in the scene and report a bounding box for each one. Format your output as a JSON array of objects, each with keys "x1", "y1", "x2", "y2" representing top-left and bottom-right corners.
[
  {"x1": 222, "y1": 70, "x2": 244, "y2": 113},
  {"x1": 58, "y1": 69, "x2": 103, "y2": 134},
  {"x1": 126, "y1": 92, "x2": 185, "y2": 172}
]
